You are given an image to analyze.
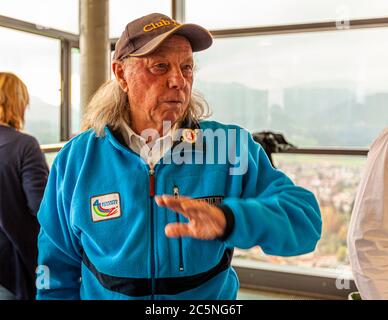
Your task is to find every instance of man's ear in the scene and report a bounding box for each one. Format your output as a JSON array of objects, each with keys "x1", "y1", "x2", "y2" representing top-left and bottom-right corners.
[{"x1": 112, "y1": 60, "x2": 128, "y2": 92}]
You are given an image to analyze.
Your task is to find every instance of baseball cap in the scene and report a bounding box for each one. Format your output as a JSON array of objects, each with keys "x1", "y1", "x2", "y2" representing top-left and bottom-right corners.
[{"x1": 113, "y1": 13, "x2": 213, "y2": 60}]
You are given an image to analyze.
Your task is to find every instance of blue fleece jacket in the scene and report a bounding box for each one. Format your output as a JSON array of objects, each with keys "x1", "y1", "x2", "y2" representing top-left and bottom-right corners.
[{"x1": 36, "y1": 120, "x2": 321, "y2": 300}]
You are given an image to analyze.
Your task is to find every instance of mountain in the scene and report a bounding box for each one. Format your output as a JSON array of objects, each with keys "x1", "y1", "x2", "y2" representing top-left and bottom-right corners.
[
  {"x1": 194, "y1": 80, "x2": 388, "y2": 147},
  {"x1": 195, "y1": 80, "x2": 269, "y2": 131},
  {"x1": 24, "y1": 96, "x2": 59, "y2": 144}
]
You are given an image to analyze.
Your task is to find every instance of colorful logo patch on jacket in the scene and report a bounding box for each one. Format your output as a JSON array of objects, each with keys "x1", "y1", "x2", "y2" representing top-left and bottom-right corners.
[{"x1": 91, "y1": 193, "x2": 121, "y2": 222}]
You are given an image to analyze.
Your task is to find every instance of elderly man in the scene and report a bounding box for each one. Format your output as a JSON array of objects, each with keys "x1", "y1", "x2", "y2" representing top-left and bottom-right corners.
[{"x1": 36, "y1": 13, "x2": 321, "y2": 300}]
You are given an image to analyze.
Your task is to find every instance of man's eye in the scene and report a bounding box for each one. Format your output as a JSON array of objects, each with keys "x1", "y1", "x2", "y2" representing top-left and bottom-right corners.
[
  {"x1": 182, "y1": 64, "x2": 194, "y2": 76},
  {"x1": 182, "y1": 64, "x2": 193, "y2": 71},
  {"x1": 152, "y1": 63, "x2": 168, "y2": 72}
]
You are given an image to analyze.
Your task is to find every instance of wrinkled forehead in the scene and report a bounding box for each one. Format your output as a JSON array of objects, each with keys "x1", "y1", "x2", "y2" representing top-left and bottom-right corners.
[
  {"x1": 147, "y1": 35, "x2": 193, "y2": 59},
  {"x1": 122, "y1": 35, "x2": 194, "y2": 69}
]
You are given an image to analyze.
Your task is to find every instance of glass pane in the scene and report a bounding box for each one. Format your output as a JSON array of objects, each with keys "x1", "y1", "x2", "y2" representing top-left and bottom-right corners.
[
  {"x1": 71, "y1": 48, "x2": 81, "y2": 137},
  {"x1": 110, "y1": 0, "x2": 172, "y2": 38},
  {"x1": 0, "y1": 0, "x2": 79, "y2": 34},
  {"x1": 186, "y1": 0, "x2": 388, "y2": 29},
  {"x1": 0, "y1": 27, "x2": 61, "y2": 144},
  {"x1": 234, "y1": 154, "x2": 366, "y2": 275},
  {"x1": 44, "y1": 152, "x2": 59, "y2": 169},
  {"x1": 194, "y1": 28, "x2": 388, "y2": 148}
]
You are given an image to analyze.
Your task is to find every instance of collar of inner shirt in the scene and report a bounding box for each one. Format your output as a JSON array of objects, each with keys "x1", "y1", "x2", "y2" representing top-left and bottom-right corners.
[{"x1": 120, "y1": 120, "x2": 179, "y2": 167}]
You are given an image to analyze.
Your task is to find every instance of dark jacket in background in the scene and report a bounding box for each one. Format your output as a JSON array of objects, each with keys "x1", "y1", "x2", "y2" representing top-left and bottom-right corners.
[
  {"x1": 0, "y1": 125, "x2": 48, "y2": 300},
  {"x1": 252, "y1": 131, "x2": 296, "y2": 167}
]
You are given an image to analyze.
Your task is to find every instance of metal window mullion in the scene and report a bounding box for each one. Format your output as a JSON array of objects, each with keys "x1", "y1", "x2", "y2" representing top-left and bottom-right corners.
[
  {"x1": 172, "y1": 0, "x2": 185, "y2": 22},
  {"x1": 40, "y1": 144, "x2": 369, "y2": 157},
  {"x1": 278, "y1": 148, "x2": 369, "y2": 156},
  {"x1": 110, "y1": 17, "x2": 388, "y2": 44},
  {"x1": 0, "y1": 14, "x2": 79, "y2": 42},
  {"x1": 40, "y1": 143, "x2": 66, "y2": 153},
  {"x1": 60, "y1": 39, "x2": 72, "y2": 141},
  {"x1": 210, "y1": 17, "x2": 388, "y2": 38}
]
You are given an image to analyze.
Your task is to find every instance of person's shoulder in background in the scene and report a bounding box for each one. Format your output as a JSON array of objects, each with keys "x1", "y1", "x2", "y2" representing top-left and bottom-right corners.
[{"x1": 0, "y1": 125, "x2": 42, "y2": 160}]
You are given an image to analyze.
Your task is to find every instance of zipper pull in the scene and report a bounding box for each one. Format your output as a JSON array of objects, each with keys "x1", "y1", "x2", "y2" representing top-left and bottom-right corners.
[
  {"x1": 173, "y1": 186, "x2": 179, "y2": 198},
  {"x1": 149, "y1": 167, "x2": 155, "y2": 197}
]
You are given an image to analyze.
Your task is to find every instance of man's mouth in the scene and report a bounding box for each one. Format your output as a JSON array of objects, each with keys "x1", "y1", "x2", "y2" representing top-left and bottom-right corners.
[{"x1": 164, "y1": 100, "x2": 184, "y2": 105}]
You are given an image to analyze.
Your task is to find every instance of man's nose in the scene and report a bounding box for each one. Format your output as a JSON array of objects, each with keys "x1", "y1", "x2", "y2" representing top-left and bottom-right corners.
[{"x1": 167, "y1": 67, "x2": 186, "y2": 90}]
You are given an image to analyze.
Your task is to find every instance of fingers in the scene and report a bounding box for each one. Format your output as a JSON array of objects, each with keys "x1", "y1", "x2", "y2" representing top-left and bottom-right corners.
[
  {"x1": 155, "y1": 195, "x2": 189, "y2": 211},
  {"x1": 165, "y1": 223, "x2": 192, "y2": 238},
  {"x1": 155, "y1": 195, "x2": 206, "y2": 219},
  {"x1": 156, "y1": 195, "x2": 222, "y2": 240},
  {"x1": 164, "y1": 205, "x2": 227, "y2": 240}
]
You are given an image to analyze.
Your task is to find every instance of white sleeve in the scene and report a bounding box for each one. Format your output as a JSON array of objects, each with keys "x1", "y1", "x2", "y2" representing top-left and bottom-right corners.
[{"x1": 347, "y1": 127, "x2": 388, "y2": 300}]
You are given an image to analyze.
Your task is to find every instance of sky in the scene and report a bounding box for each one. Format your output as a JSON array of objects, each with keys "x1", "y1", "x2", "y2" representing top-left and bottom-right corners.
[
  {"x1": 0, "y1": 26, "x2": 61, "y2": 106},
  {"x1": 195, "y1": 28, "x2": 388, "y2": 95},
  {"x1": 185, "y1": 0, "x2": 388, "y2": 30},
  {"x1": 0, "y1": 0, "x2": 79, "y2": 33}
]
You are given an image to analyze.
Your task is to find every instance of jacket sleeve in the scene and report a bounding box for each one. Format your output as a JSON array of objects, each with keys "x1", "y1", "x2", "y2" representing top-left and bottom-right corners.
[
  {"x1": 347, "y1": 128, "x2": 388, "y2": 299},
  {"x1": 21, "y1": 136, "x2": 49, "y2": 216},
  {"x1": 36, "y1": 160, "x2": 82, "y2": 300},
  {"x1": 222, "y1": 131, "x2": 322, "y2": 256}
]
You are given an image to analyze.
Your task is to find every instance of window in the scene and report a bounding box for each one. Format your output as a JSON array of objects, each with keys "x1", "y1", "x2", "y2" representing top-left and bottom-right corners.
[
  {"x1": 0, "y1": 0, "x2": 79, "y2": 34},
  {"x1": 109, "y1": 0, "x2": 172, "y2": 38},
  {"x1": 0, "y1": 27, "x2": 61, "y2": 144},
  {"x1": 194, "y1": 28, "x2": 388, "y2": 148},
  {"x1": 44, "y1": 152, "x2": 59, "y2": 169},
  {"x1": 192, "y1": 26, "x2": 382, "y2": 278},
  {"x1": 234, "y1": 154, "x2": 366, "y2": 274},
  {"x1": 186, "y1": 0, "x2": 388, "y2": 29}
]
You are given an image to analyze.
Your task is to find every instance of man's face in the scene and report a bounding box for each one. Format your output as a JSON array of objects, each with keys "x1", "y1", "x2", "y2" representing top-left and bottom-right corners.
[{"x1": 114, "y1": 35, "x2": 194, "y2": 134}]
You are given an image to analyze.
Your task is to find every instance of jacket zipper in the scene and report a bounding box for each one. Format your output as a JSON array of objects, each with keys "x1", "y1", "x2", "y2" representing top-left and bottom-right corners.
[
  {"x1": 149, "y1": 165, "x2": 156, "y2": 299},
  {"x1": 173, "y1": 186, "x2": 184, "y2": 272}
]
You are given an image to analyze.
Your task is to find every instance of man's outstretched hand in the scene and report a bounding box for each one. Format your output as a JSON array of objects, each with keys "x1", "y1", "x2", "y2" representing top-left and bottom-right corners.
[{"x1": 155, "y1": 195, "x2": 226, "y2": 240}]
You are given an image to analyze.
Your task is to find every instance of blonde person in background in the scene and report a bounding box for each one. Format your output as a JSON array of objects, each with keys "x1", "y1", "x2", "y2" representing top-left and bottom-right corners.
[
  {"x1": 0, "y1": 72, "x2": 49, "y2": 300},
  {"x1": 347, "y1": 127, "x2": 388, "y2": 299}
]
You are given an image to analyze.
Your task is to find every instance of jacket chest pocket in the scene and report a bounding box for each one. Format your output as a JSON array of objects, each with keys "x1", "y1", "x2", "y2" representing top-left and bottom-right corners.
[
  {"x1": 166, "y1": 170, "x2": 228, "y2": 275},
  {"x1": 170, "y1": 170, "x2": 228, "y2": 199}
]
